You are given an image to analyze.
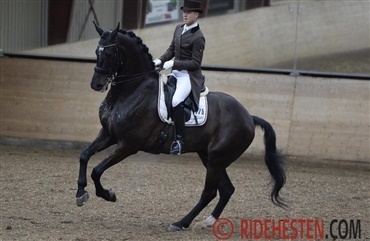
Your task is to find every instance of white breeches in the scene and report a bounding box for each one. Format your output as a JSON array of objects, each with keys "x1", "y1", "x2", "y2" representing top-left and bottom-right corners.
[{"x1": 170, "y1": 70, "x2": 191, "y2": 107}]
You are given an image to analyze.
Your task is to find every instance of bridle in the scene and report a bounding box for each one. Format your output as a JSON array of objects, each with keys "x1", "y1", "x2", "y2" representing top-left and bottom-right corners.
[
  {"x1": 94, "y1": 43, "x2": 118, "y2": 78},
  {"x1": 93, "y1": 42, "x2": 158, "y2": 86}
]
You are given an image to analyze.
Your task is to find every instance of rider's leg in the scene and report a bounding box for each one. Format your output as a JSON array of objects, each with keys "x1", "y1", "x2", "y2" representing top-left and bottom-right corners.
[
  {"x1": 170, "y1": 102, "x2": 185, "y2": 154},
  {"x1": 170, "y1": 71, "x2": 191, "y2": 155}
]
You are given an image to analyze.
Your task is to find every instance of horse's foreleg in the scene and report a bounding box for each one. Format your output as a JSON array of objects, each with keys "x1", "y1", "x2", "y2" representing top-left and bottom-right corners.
[
  {"x1": 76, "y1": 128, "x2": 114, "y2": 206},
  {"x1": 91, "y1": 144, "x2": 136, "y2": 202},
  {"x1": 193, "y1": 169, "x2": 235, "y2": 229},
  {"x1": 169, "y1": 167, "x2": 219, "y2": 231}
]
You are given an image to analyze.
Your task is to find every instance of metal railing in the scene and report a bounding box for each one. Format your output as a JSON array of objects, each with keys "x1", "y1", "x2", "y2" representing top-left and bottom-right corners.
[{"x1": 2, "y1": 51, "x2": 369, "y2": 81}]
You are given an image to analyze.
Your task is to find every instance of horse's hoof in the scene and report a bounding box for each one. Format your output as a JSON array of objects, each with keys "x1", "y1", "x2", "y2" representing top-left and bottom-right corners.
[
  {"x1": 108, "y1": 189, "x2": 117, "y2": 202},
  {"x1": 97, "y1": 189, "x2": 117, "y2": 202},
  {"x1": 168, "y1": 224, "x2": 183, "y2": 232},
  {"x1": 76, "y1": 192, "x2": 89, "y2": 206},
  {"x1": 193, "y1": 215, "x2": 215, "y2": 230}
]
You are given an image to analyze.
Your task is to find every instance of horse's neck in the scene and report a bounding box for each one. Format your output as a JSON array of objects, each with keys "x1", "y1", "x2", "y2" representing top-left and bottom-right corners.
[
  {"x1": 117, "y1": 35, "x2": 152, "y2": 75},
  {"x1": 106, "y1": 33, "x2": 157, "y2": 103},
  {"x1": 107, "y1": 73, "x2": 159, "y2": 103}
]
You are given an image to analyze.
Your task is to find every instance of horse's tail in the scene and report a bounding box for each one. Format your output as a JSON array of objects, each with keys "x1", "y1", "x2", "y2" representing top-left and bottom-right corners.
[{"x1": 252, "y1": 115, "x2": 287, "y2": 209}]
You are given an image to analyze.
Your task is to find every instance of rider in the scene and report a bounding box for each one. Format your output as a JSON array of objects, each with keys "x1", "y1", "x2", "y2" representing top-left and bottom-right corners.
[{"x1": 153, "y1": 0, "x2": 205, "y2": 155}]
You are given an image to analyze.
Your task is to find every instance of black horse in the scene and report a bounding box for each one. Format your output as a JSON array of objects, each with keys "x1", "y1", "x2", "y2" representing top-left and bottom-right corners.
[{"x1": 76, "y1": 23, "x2": 286, "y2": 231}]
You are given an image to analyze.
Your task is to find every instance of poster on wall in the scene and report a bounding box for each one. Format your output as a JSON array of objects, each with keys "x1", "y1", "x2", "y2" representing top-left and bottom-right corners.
[
  {"x1": 208, "y1": 0, "x2": 234, "y2": 14},
  {"x1": 146, "y1": 0, "x2": 179, "y2": 25}
]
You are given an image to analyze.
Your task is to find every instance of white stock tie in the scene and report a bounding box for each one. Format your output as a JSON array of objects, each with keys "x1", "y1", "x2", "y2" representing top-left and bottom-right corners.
[{"x1": 182, "y1": 27, "x2": 189, "y2": 34}]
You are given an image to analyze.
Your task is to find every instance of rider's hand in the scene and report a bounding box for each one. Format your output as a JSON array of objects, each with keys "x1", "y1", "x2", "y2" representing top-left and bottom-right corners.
[
  {"x1": 153, "y1": 58, "x2": 162, "y2": 67},
  {"x1": 163, "y1": 60, "x2": 174, "y2": 70}
]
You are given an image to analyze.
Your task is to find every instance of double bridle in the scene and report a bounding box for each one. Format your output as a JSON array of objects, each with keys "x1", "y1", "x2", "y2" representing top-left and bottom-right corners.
[{"x1": 94, "y1": 42, "x2": 158, "y2": 85}]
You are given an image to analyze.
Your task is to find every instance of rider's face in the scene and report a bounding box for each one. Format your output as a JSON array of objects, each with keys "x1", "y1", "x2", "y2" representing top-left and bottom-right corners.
[{"x1": 183, "y1": 11, "x2": 199, "y2": 26}]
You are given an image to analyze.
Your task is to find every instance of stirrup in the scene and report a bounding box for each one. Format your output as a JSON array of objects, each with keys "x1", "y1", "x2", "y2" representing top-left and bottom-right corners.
[{"x1": 170, "y1": 140, "x2": 184, "y2": 155}]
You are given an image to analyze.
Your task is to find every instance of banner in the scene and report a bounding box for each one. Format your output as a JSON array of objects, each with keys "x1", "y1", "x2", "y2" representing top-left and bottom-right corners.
[{"x1": 146, "y1": 0, "x2": 179, "y2": 25}]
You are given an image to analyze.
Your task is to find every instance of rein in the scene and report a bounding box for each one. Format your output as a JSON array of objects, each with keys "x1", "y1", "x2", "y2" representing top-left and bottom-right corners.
[
  {"x1": 111, "y1": 69, "x2": 160, "y2": 85},
  {"x1": 94, "y1": 42, "x2": 158, "y2": 86}
]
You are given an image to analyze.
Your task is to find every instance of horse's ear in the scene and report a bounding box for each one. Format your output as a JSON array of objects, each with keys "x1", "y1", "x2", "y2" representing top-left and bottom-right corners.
[
  {"x1": 93, "y1": 21, "x2": 104, "y2": 36},
  {"x1": 111, "y1": 22, "x2": 120, "y2": 38}
]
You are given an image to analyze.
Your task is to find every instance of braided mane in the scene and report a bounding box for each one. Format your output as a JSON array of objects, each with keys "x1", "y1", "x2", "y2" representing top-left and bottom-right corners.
[{"x1": 118, "y1": 29, "x2": 155, "y2": 69}]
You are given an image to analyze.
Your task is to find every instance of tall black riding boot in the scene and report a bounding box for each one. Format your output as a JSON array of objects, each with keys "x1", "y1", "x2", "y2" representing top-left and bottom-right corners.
[{"x1": 170, "y1": 103, "x2": 185, "y2": 155}]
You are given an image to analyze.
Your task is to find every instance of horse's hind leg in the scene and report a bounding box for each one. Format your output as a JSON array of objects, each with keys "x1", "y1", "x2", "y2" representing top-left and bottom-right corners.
[
  {"x1": 76, "y1": 128, "x2": 114, "y2": 206},
  {"x1": 169, "y1": 165, "x2": 219, "y2": 231},
  {"x1": 194, "y1": 169, "x2": 235, "y2": 229}
]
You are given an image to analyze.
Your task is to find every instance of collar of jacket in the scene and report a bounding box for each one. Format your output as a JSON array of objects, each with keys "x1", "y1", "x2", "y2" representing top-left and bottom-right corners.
[{"x1": 181, "y1": 24, "x2": 200, "y2": 33}]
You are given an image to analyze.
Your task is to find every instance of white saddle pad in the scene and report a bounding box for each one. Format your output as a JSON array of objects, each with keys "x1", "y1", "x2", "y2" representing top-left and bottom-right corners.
[{"x1": 157, "y1": 74, "x2": 208, "y2": 126}]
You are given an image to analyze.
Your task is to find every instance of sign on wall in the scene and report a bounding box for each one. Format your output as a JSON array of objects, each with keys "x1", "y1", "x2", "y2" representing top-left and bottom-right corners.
[
  {"x1": 208, "y1": 0, "x2": 234, "y2": 14},
  {"x1": 146, "y1": 0, "x2": 179, "y2": 25}
]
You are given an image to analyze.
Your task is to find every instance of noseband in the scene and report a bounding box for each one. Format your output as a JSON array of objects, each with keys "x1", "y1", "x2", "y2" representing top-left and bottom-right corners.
[{"x1": 94, "y1": 42, "x2": 158, "y2": 85}]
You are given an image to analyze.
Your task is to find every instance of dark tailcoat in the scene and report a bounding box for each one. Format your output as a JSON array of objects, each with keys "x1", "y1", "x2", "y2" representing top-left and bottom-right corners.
[{"x1": 159, "y1": 24, "x2": 205, "y2": 111}]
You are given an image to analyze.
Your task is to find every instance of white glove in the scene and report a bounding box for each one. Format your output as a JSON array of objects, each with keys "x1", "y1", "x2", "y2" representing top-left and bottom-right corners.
[
  {"x1": 163, "y1": 60, "x2": 174, "y2": 70},
  {"x1": 153, "y1": 58, "x2": 162, "y2": 67}
]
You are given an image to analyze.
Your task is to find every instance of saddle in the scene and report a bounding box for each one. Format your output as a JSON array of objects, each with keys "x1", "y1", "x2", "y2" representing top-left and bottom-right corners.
[
  {"x1": 149, "y1": 75, "x2": 208, "y2": 154},
  {"x1": 159, "y1": 74, "x2": 208, "y2": 126}
]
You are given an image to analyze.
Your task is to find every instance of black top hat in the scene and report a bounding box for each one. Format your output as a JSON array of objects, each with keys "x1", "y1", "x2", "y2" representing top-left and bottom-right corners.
[{"x1": 181, "y1": 0, "x2": 203, "y2": 13}]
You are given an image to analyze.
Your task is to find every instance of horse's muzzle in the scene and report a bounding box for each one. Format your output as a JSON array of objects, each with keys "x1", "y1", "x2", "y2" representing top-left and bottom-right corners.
[{"x1": 91, "y1": 74, "x2": 109, "y2": 92}]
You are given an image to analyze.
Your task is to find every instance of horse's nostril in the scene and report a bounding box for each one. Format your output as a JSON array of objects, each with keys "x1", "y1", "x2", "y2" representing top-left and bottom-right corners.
[{"x1": 91, "y1": 82, "x2": 104, "y2": 90}]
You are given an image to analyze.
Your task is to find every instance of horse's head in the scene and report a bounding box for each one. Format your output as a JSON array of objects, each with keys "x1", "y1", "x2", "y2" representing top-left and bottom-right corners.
[
  {"x1": 91, "y1": 22, "x2": 156, "y2": 92},
  {"x1": 91, "y1": 22, "x2": 120, "y2": 92}
]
